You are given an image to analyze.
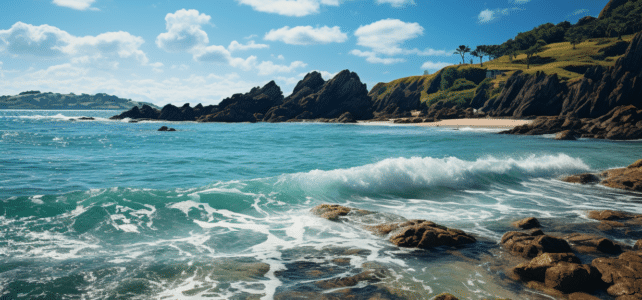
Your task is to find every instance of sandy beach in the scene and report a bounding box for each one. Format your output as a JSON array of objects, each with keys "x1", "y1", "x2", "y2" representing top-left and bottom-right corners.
[{"x1": 418, "y1": 118, "x2": 532, "y2": 128}]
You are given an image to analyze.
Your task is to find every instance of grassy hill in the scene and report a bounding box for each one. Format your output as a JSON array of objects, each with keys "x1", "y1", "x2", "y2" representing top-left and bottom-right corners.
[
  {"x1": 0, "y1": 91, "x2": 159, "y2": 110},
  {"x1": 370, "y1": 33, "x2": 636, "y2": 111}
]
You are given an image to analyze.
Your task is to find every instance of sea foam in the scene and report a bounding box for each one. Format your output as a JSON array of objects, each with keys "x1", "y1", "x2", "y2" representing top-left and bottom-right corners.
[{"x1": 288, "y1": 154, "x2": 591, "y2": 194}]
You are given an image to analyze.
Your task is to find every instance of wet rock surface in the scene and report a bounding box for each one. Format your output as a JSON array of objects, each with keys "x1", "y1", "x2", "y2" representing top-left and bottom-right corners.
[
  {"x1": 565, "y1": 233, "x2": 622, "y2": 254},
  {"x1": 563, "y1": 159, "x2": 642, "y2": 193},
  {"x1": 592, "y1": 251, "x2": 642, "y2": 299},
  {"x1": 513, "y1": 217, "x2": 541, "y2": 230},
  {"x1": 388, "y1": 220, "x2": 476, "y2": 249},
  {"x1": 501, "y1": 230, "x2": 572, "y2": 258}
]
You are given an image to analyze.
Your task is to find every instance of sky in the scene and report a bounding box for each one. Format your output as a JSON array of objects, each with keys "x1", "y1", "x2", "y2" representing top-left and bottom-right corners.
[{"x1": 0, "y1": 0, "x2": 610, "y2": 106}]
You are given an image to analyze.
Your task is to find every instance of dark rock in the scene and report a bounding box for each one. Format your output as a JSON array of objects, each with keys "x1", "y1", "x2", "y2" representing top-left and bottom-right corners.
[
  {"x1": 389, "y1": 220, "x2": 476, "y2": 249},
  {"x1": 201, "y1": 81, "x2": 284, "y2": 123},
  {"x1": 565, "y1": 233, "x2": 622, "y2": 254},
  {"x1": 158, "y1": 126, "x2": 176, "y2": 132},
  {"x1": 513, "y1": 217, "x2": 541, "y2": 230},
  {"x1": 592, "y1": 251, "x2": 642, "y2": 299},
  {"x1": 110, "y1": 104, "x2": 160, "y2": 120},
  {"x1": 562, "y1": 173, "x2": 601, "y2": 184},
  {"x1": 501, "y1": 231, "x2": 572, "y2": 258},
  {"x1": 76, "y1": 117, "x2": 95, "y2": 121},
  {"x1": 544, "y1": 262, "x2": 599, "y2": 293},
  {"x1": 555, "y1": 130, "x2": 577, "y2": 140},
  {"x1": 336, "y1": 112, "x2": 356, "y2": 123}
]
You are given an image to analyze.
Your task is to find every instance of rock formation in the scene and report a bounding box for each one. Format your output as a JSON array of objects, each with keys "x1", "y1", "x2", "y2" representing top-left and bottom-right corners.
[
  {"x1": 501, "y1": 230, "x2": 572, "y2": 258},
  {"x1": 512, "y1": 217, "x2": 541, "y2": 230},
  {"x1": 563, "y1": 159, "x2": 642, "y2": 192},
  {"x1": 200, "y1": 81, "x2": 284, "y2": 123},
  {"x1": 592, "y1": 251, "x2": 642, "y2": 299}
]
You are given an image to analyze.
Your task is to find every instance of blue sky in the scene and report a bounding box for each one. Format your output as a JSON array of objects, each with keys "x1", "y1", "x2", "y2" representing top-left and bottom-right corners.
[{"x1": 0, "y1": 0, "x2": 609, "y2": 106}]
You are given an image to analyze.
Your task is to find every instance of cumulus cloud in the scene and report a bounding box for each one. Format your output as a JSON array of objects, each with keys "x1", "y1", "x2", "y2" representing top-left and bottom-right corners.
[
  {"x1": 52, "y1": 0, "x2": 98, "y2": 11},
  {"x1": 228, "y1": 40, "x2": 269, "y2": 52},
  {"x1": 264, "y1": 25, "x2": 347, "y2": 45},
  {"x1": 256, "y1": 60, "x2": 307, "y2": 75},
  {"x1": 421, "y1": 61, "x2": 452, "y2": 70},
  {"x1": 375, "y1": 0, "x2": 415, "y2": 8},
  {"x1": 512, "y1": 0, "x2": 531, "y2": 4},
  {"x1": 0, "y1": 22, "x2": 149, "y2": 65},
  {"x1": 354, "y1": 19, "x2": 423, "y2": 55},
  {"x1": 156, "y1": 9, "x2": 211, "y2": 52},
  {"x1": 236, "y1": 0, "x2": 340, "y2": 17},
  {"x1": 350, "y1": 49, "x2": 405, "y2": 65},
  {"x1": 478, "y1": 8, "x2": 522, "y2": 23}
]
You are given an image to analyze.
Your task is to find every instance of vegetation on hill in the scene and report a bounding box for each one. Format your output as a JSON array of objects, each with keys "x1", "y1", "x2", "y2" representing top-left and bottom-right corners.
[
  {"x1": 371, "y1": 0, "x2": 641, "y2": 112},
  {"x1": 0, "y1": 91, "x2": 158, "y2": 110}
]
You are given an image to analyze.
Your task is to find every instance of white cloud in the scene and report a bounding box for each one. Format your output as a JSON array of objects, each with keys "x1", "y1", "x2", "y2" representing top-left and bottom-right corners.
[
  {"x1": 229, "y1": 56, "x2": 259, "y2": 71},
  {"x1": 478, "y1": 8, "x2": 522, "y2": 23},
  {"x1": 570, "y1": 9, "x2": 589, "y2": 16},
  {"x1": 421, "y1": 61, "x2": 452, "y2": 70},
  {"x1": 236, "y1": 0, "x2": 339, "y2": 17},
  {"x1": 156, "y1": 9, "x2": 211, "y2": 52},
  {"x1": 264, "y1": 25, "x2": 348, "y2": 45},
  {"x1": 52, "y1": 0, "x2": 98, "y2": 11},
  {"x1": 354, "y1": 19, "x2": 423, "y2": 55},
  {"x1": 375, "y1": 0, "x2": 415, "y2": 8},
  {"x1": 350, "y1": 49, "x2": 405, "y2": 64},
  {"x1": 0, "y1": 22, "x2": 148, "y2": 65},
  {"x1": 256, "y1": 60, "x2": 307, "y2": 75},
  {"x1": 171, "y1": 64, "x2": 190, "y2": 71},
  {"x1": 244, "y1": 34, "x2": 258, "y2": 39},
  {"x1": 512, "y1": 0, "x2": 531, "y2": 4},
  {"x1": 228, "y1": 40, "x2": 269, "y2": 52},
  {"x1": 194, "y1": 45, "x2": 232, "y2": 63}
]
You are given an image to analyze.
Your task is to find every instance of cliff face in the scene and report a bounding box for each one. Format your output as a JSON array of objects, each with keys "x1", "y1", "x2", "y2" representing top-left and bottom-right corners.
[
  {"x1": 482, "y1": 31, "x2": 642, "y2": 121},
  {"x1": 368, "y1": 77, "x2": 426, "y2": 119}
]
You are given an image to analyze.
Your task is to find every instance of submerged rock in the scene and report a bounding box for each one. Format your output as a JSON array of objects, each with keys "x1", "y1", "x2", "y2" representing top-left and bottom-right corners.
[
  {"x1": 158, "y1": 126, "x2": 176, "y2": 132},
  {"x1": 562, "y1": 173, "x2": 601, "y2": 184}
]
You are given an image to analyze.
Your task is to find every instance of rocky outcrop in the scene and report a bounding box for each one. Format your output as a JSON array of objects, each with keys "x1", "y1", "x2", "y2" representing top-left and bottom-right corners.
[
  {"x1": 310, "y1": 204, "x2": 475, "y2": 250},
  {"x1": 563, "y1": 159, "x2": 642, "y2": 192},
  {"x1": 262, "y1": 70, "x2": 373, "y2": 122},
  {"x1": 501, "y1": 230, "x2": 572, "y2": 258},
  {"x1": 200, "y1": 81, "x2": 284, "y2": 123},
  {"x1": 388, "y1": 220, "x2": 476, "y2": 249},
  {"x1": 493, "y1": 32, "x2": 642, "y2": 139},
  {"x1": 565, "y1": 233, "x2": 622, "y2": 254},
  {"x1": 158, "y1": 126, "x2": 176, "y2": 132},
  {"x1": 110, "y1": 104, "x2": 160, "y2": 120},
  {"x1": 504, "y1": 105, "x2": 642, "y2": 140},
  {"x1": 513, "y1": 217, "x2": 541, "y2": 230},
  {"x1": 592, "y1": 251, "x2": 642, "y2": 299},
  {"x1": 368, "y1": 77, "x2": 425, "y2": 119},
  {"x1": 555, "y1": 130, "x2": 577, "y2": 140}
]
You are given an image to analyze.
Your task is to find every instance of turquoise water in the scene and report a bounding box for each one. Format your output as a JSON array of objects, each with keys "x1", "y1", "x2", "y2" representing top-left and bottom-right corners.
[{"x1": 1, "y1": 110, "x2": 641, "y2": 299}]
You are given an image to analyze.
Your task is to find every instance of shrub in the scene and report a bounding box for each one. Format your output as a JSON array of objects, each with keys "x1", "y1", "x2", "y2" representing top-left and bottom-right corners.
[{"x1": 448, "y1": 78, "x2": 477, "y2": 92}]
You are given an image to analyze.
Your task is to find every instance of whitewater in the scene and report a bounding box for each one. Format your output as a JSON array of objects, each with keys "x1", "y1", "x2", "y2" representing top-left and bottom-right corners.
[{"x1": 1, "y1": 110, "x2": 641, "y2": 299}]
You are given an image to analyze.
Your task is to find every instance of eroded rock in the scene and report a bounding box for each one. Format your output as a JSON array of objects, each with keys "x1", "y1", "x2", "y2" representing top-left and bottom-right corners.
[
  {"x1": 389, "y1": 220, "x2": 476, "y2": 249},
  {"x1": 565, "y1": 233, "x2": 622, "y2": 254},
  {"x1": 592, "y1": 251, "x2": 642, "y2": 299},
  {"x1": 513, "y1": 217, "x2": 541, "y2": 230}
]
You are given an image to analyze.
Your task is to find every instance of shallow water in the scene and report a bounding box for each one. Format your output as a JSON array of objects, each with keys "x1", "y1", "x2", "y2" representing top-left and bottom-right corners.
[{"x1": 1, "y1": 110, "x2": 641, "y2": 299}]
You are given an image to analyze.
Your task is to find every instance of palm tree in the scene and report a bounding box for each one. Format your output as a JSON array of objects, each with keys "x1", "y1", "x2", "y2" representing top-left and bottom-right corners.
[{"x1": 454, "y1": 45, "x2": 471, "y2": 64}]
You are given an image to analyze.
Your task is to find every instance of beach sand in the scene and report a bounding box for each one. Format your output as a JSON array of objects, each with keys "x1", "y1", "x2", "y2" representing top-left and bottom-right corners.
[{"x1": 418, "y1": 118, "x2": 531, "y2": 128}]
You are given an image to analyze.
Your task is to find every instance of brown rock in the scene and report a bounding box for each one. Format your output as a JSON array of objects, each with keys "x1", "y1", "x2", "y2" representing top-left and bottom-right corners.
[
  {"x1": 512, "y1": 252, "x2": 581, "y2": 282},
  {"x1": 601, "y1": 162, "x2": 642, "y2": 192},
  {"x1": 544, "y1": 262, "x2": 599, "y2": 293},
  {"x1": 555, "y1": 130, "x2": 577, "y2": 140},
  {"x1": 433, "y1": 293, "x2": 459, "y2": 300},
  {"x1": 566, "y1": 233, "x2": 622, "y2": 254},
  {"x1": 588, "y1": 210, "x2": 636, "y2": 221},
  {"x1": 501, "y1": 231, "x2": 572, "y2": 258},
  {"x1": 635, "y1": 240, "x2": 642, "y2": 250},
  {"x1": 562, "y1": 173, "x2": 601, "y2": 184},
  {"x1": 592, "y1": 251, "x2": 642, "y2": 299},
  {"x1": 389, "y1": 220, "x2": 476, "y2": 249},
  {"x1": 512, "y1": 217, "x2": 541, "y2": 230},
  {"x1": 311, "y1": 204, "x2": 351, "y2": 221},
  {"x1": 568, "y1": 292, "x2": 602, "y2": 300}
]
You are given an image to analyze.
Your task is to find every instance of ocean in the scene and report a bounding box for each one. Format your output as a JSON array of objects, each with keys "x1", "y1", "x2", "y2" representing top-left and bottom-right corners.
[{"x1": 1, "y1": 110, "x2": 641, "y2": 299}]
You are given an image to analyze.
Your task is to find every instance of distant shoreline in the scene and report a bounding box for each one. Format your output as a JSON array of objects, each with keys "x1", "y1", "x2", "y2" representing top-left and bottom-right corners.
[{"x1": 359, "y1": 118, "x2": 532, "y2": 129}]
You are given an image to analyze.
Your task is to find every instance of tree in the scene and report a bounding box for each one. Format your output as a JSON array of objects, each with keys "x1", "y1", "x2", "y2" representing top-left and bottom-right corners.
[
  {"x1": 471, "y1": 50, "x2": 480, "y2": 66},
  {"x1": 523, "y1": 40, "x2": 546, "y2": 69},
  {"x1": 454, "y1": 45, "x2": 471, "y2": 64},
  {"x1": 485, "y1": 45, "x2": 502, "y2": 60},
  {"x1": 565, "y1": 30, "x2": 585, "y2": 50},
  {"x1": 474, "y1": 45, "x2": 489, "y2": 66}
]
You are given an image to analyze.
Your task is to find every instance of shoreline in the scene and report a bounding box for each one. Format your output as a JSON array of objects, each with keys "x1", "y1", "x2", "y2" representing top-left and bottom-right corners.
[{"x1": 359, "y1": 118, "x2": 532, "y2": 129}]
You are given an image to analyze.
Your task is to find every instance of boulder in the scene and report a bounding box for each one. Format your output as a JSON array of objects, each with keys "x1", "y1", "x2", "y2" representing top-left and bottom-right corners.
[
  {"x1": 501, "y1": 230, "x2": 572, "y2": 258},
  {"x1": 311, "y1": 204, "x2": 352, "y2": 221},
  {"x1": 601, "y1": 159, "x2": 642, "y2": 192},
  {"x1": 433, "y1": 293, "x2": 459, "y2": 300},
  {"x1": 565, "y1": 233, "x2": 622, "y2": 254},
  {"x1": 389, "y1": 220, "x2": 476, "y2": 249},
  {"x1": 555, "y1": 130, "x2": 577, "y2": 140},
  {"x1": 512, "y1": 252, "x2": 581, "y2": 282},
  {"x1": 592, "y1": 251, "x2": 642, "y2": 299},
  {"x1": 588, "y1": 210, "x2": 641, "y2": 221},
  {"x1": 544, "y1": 262, "x2": 600, "y2": 293},
  {"x1": 513, "y1": 217, "x2": 541, "y2": 230},
  {"x1": 635, "y1": 240, "x2": 642, "y2": 250},
  {"x1": 562, "y1": 173, "x2": 601, "y2": 184},
  {"x1": 76, "y1": 117, "x2": 95, "y2": 121},
  {"x1": 158, "y1": 126, "x2": 176, "y2": 132}
]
